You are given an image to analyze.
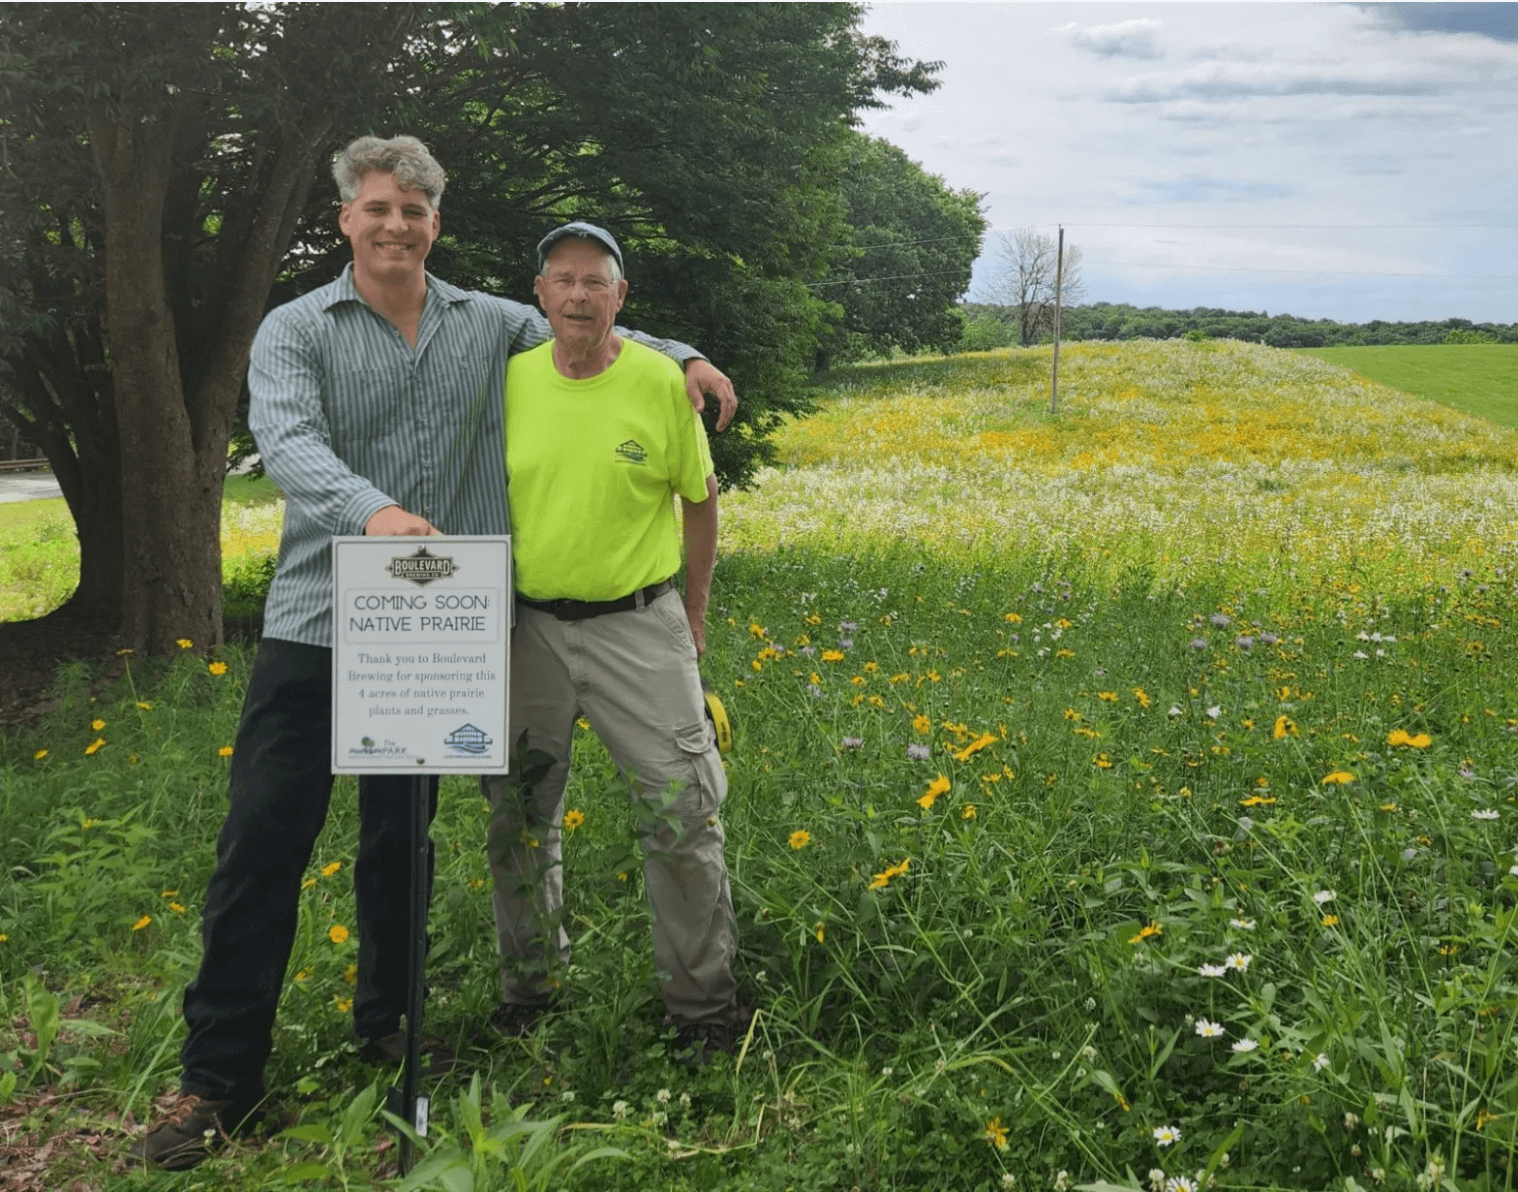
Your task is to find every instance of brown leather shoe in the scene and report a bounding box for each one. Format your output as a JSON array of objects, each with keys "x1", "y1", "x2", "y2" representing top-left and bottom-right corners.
[
  {"x1": 126, "y1": 1092, "x2": 257, "y2": 1170},
  {"x1": 489, "y1": 1000, "x2": 551, "y2": 1037},
  {"x1": 356, "y1": 1030, "x2": 459, "y2": 1075}
]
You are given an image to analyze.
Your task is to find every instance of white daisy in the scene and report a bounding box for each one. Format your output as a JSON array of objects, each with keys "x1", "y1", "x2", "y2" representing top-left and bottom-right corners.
[
  {"x1": 1195, "y1": 1018, "x2": 1225, "y2": 1038},
  {"x1": 1153, "y1": 1124, "x2": 1181, "y2": 1147},
  {"x1": 1231, "y1": 1038, "x2": 1259, "y2": 1053}
]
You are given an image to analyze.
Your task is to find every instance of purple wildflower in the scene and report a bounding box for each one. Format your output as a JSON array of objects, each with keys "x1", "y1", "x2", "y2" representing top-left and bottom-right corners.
[
  {"x1": 1190, "y1": 638, "x2": 1208, "y2": 651},
  {"x1": 907, "y1": 743, "x2": 931, "y2": 760},
  {"x1": 1210, "y1": 613, "x2": 1232, "y2": 628}
]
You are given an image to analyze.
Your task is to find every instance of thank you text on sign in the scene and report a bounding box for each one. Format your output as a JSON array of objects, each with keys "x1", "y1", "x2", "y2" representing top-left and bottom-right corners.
[{"x1": 331, "y1": 536, "x2": 510, "y2": 775}]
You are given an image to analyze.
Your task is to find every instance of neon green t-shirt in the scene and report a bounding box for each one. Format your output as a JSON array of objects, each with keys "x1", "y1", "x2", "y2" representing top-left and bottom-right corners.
[{"x1": 505, "y1": 338, "x2": 714, "y2": 601}]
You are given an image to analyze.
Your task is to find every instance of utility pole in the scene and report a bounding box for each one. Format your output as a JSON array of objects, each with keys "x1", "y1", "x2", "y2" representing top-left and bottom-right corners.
[{"x1": 1050, "y1": 224, "x2": 1064, "y2": 414}]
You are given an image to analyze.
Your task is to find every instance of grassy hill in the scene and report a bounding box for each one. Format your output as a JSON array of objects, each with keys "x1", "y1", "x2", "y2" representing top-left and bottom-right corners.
[
  {"x1": 1299, "y1": 344, "x2": 1518, "y2": 428},
  {"x1": 3, "y1": 342, "x2": 1516, "y2": 1190}
]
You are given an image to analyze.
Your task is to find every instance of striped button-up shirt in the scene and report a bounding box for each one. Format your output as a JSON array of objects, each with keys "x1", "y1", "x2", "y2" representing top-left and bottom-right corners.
[{"x1": 248, "y1": 265, "x2": 701, "y2": 647}]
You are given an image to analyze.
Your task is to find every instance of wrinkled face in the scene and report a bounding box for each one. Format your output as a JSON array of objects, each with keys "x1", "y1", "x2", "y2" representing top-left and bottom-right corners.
[
  {"x1": 338, "y1": 169, "x2": 440, "y2": 284},
  {"x1": 533, "y1": 238, "x2": 627, "y2": 352}
]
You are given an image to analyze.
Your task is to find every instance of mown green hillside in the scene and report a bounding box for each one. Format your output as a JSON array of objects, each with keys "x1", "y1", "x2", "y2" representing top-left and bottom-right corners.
[{"x1": 1299, "y1": 344, "x2": 1518, "y2": 427}]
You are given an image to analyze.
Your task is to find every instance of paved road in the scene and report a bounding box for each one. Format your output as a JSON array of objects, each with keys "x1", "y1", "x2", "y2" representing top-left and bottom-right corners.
[{"x1": 0, "y1": 471, "x2": 62, "y2": 504}]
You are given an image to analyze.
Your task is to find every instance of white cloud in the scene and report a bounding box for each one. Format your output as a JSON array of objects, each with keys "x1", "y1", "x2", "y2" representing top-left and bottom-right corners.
[
  {"x1": 1059, "y1": 18, "x2": 1165, "y2": 60},
  {"x1": 856, "y1": 3, "x2": 1518, "y2": 322}
]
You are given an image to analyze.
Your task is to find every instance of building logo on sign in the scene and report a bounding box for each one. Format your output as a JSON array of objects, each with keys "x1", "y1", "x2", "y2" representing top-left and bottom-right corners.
[
  {"x1": 385, "y1": 547, "x2": 460, "y2": 587},
  {"x1": 444, "y1": 723, "x2": 493, "y2": 754}
]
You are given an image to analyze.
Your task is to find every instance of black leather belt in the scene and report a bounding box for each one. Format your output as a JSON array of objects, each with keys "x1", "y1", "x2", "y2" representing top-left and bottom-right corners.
[{"x1": 515, "y1": 578, "x2": 677, "y2": 622}]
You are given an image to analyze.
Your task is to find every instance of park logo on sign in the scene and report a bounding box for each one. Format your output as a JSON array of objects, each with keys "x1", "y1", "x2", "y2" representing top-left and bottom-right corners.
[
  {"x1": 444, "y1": 724, "x2": 493, "y2": 755},
  {"x1": 385, "y1": 546, "x2": 460, "y2": 587}
]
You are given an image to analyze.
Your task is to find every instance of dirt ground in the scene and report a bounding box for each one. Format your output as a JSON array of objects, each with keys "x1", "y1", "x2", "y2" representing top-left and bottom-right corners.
[{"x1": 0, "y1": 608, "x2": 118, "y2": 729}]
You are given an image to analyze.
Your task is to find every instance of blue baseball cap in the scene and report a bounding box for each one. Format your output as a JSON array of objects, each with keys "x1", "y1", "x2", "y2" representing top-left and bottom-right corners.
[{"x1": 536, "y1": 221, "x2": 624, "y2": 275}]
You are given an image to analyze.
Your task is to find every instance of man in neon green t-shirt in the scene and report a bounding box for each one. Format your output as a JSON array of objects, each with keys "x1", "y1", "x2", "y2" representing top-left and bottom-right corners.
[{"x1": 483, "y1": 222, "x2": 740, "y2": 1057}]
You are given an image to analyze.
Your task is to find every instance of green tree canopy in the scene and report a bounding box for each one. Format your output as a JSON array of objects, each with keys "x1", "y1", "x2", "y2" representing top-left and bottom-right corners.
[
  {"x1": 0, "y1": 2, "x2": 938, "y2": 650},
  {"x1": 812, "y1": 133, "x2": 985, "y2": 368}
]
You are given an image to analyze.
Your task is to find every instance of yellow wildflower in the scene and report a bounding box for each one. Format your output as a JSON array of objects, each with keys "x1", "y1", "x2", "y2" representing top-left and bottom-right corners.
[
  {"x1": 961, "y1": 804, "x2": 977, "y2": 820},
  {"x1": 328, "y1": 924, "x2": 350, "y2": 944},
  {"x1": 1387, "y1": 729, "x2": 1431, "y2": 748},
  {"x1": 913, "y1": 714, "x2": 932, "y2": 734},
  {"x1": 321, "y1": 861, "x2": 341, "y2": 876},
  {"x1": 132, "y1": 915, "x2": 152, "y2": 931},
  {"x1": 1097, "y1": 691, "x2": 1118, "y2": 703},
  {"x1": 789, "y1": 829, "x2": 812, "y2": 849},
  {"x1": 169, "y1": 902, "x2": 186, "y2": 914},
  {"x1": 863, "y1": 661, "x2": 879, "y2": 673},
  {"x1": 84, "y1": 738, "x2": 106, "y2": 756},
  {"x1": 1004, "y1": 612, "x2": 1022, "y2": 624},
  {"x1": 1132, "y1": 687, "x2": 1152, "y2": 708},
  {"x1": 1320, "y1": 771, "x2": 1355, "y2": 785},
  {"x1": 984, "y1": 1116, "x2": 1009, "y2": 1150},
  {"x1": 218, "y1": 746, "x2": 234, "y2": 757},
  {"x1": 1273, "y1": 715, "x2": 1298, "y2": 739},
  {"x1": 1128, "y1": 922, "x2": 1162, "y2": 945},
  {"x1": 33, "y1": 749, "x2": 47, "y2": 760},
  {"x1": 344, "y1": 964, "x2": 358, "y2": 986},
  {"x1": 954, "y1": 732, "x2": 997, "y2": 762},
  {"x1": 1322, "y1": 914, "x2": 1340, "y2": 926},
  {"x1": 1239, "y1": 795, "x2": 1277, "y2": 807},
  {"x1": 918, "y1": 775, "x2": 951, "y2": 810},
  {"x1": 335, "y1": 997, "x2": 353, "y2": 1013},
  {"x1": 208, "y1": 661, "x2": 229, "y2": 676},
  {"x1": 136, "y1": 701, "x2": 153, "y2": 710},
  {"x1": 814, "y1": 922, "x2": 825, "y2": 944},
  {"x1": 821, "y1": 649, "x2": 844, "y2": 662},
  {"x1": 748, "y1": 622, "x2": 766, "y2": 639},
  {"x1": 176, "y1": 639, "x2": 193, "y2": 649},
  {"x1": 301, "y1": 877, "x2": 317, "y2": 890},
  {"x1": 564, "y1": 809, "x2": 585, "y2": 830},
  {"x1": 91, "y1": 718, "x2": 106, "y2": 730}
]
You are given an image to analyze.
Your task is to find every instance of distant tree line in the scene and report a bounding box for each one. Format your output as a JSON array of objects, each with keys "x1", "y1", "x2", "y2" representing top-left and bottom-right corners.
[{"x1": 959, "y1": 302, "x2": 1518, "y2": 350}]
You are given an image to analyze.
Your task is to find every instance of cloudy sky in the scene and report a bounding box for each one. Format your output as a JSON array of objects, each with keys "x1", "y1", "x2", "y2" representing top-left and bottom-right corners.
[{"x1": 856, "y1": 3, "x2": 1518, "y2": 323}]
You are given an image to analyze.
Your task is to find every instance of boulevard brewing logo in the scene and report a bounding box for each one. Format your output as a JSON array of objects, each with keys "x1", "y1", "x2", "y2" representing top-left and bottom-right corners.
[{"x1": 385, "y1": 546, "x2": 459, "y2": 587}]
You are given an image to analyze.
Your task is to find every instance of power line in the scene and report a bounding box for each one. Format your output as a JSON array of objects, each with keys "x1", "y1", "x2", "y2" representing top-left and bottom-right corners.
[
  {"x1": 840, "y1": 222, "x2": 1518, "y2": 253},
  {"x1": 806, "y1": 262, "x2": 1518, "y2": 288},
  {"x1": 1086, "y1": 258, "x2": 1518, "y2": 280}
]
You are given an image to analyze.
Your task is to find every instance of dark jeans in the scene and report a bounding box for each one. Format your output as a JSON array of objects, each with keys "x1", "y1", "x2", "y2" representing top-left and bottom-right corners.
[{"x1": 180, "y1": 637, "x2": 438, "y2": 1103}]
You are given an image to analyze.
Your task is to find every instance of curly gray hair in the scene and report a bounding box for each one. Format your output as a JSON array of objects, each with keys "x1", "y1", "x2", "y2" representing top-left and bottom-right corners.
[{"x1": 332, "y1": 135, "x2": 446, "y2": 209}]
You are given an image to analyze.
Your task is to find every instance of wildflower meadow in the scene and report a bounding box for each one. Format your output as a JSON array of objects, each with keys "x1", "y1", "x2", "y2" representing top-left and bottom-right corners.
[{"x1": 1, "y1": 341, "x2": 1515, "y2": 1191}]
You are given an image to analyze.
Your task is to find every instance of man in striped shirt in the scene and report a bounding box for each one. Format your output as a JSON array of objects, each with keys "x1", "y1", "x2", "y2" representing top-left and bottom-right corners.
[{"x1": 132, "y1": 135, "x2": 736, "y2": 1170}]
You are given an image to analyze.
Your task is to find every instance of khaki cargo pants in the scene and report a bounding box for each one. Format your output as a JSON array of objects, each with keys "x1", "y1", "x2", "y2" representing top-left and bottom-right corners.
[{"x1": 481, "y1": 587, "x2": 738, "y2": 1024}]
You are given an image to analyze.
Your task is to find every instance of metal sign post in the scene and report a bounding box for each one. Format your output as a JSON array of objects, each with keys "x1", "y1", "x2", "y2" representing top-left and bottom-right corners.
[{"x1": 331, "y1": 535, "x2": 511, "y2": 1174}]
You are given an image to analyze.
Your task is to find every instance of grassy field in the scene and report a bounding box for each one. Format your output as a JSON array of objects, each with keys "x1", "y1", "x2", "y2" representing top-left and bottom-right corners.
[
  {"x1": 1299, "y1": 345, "x2": 1518, "y2": 428},
  {"x1": 0, "y1": 473, "x2": 284, "y2": 623},
  {"x1": 1, "y1": 343, "x2": 1516, "y2": 1191}
]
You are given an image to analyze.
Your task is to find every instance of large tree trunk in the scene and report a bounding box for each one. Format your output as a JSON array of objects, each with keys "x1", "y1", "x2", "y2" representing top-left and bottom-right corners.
[{"x1": 88, "y1": 102, "x2": 225, "y2": 654}]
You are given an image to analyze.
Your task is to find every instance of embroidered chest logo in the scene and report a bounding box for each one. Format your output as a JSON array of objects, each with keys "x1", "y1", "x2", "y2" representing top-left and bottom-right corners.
[{"x1": 614, "y1": 439, "x2": 648, "y2": 465}]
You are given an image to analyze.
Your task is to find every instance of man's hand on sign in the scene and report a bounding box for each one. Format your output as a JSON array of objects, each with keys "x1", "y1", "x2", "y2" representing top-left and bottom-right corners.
[
  {"x1": 364, "y1": 505, "x2": 439, "y2": 536},
  {"x1": 683, "y1": 359, "x2": 737, "y2": 431}
]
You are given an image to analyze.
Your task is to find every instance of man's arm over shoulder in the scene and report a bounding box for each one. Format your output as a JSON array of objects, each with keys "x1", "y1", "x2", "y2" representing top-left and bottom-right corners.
[
  {"x1": 247, "y1": 306, "x2": 402, "y2": 535},
  {"x1": 482, "y1": 293, "x2": 737, "y2": 430}
]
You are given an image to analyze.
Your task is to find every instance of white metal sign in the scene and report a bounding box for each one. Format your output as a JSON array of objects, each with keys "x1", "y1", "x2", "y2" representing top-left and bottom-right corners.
[{"x1": 331, "y1": 536, "x2": 510, "y2": 775}]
